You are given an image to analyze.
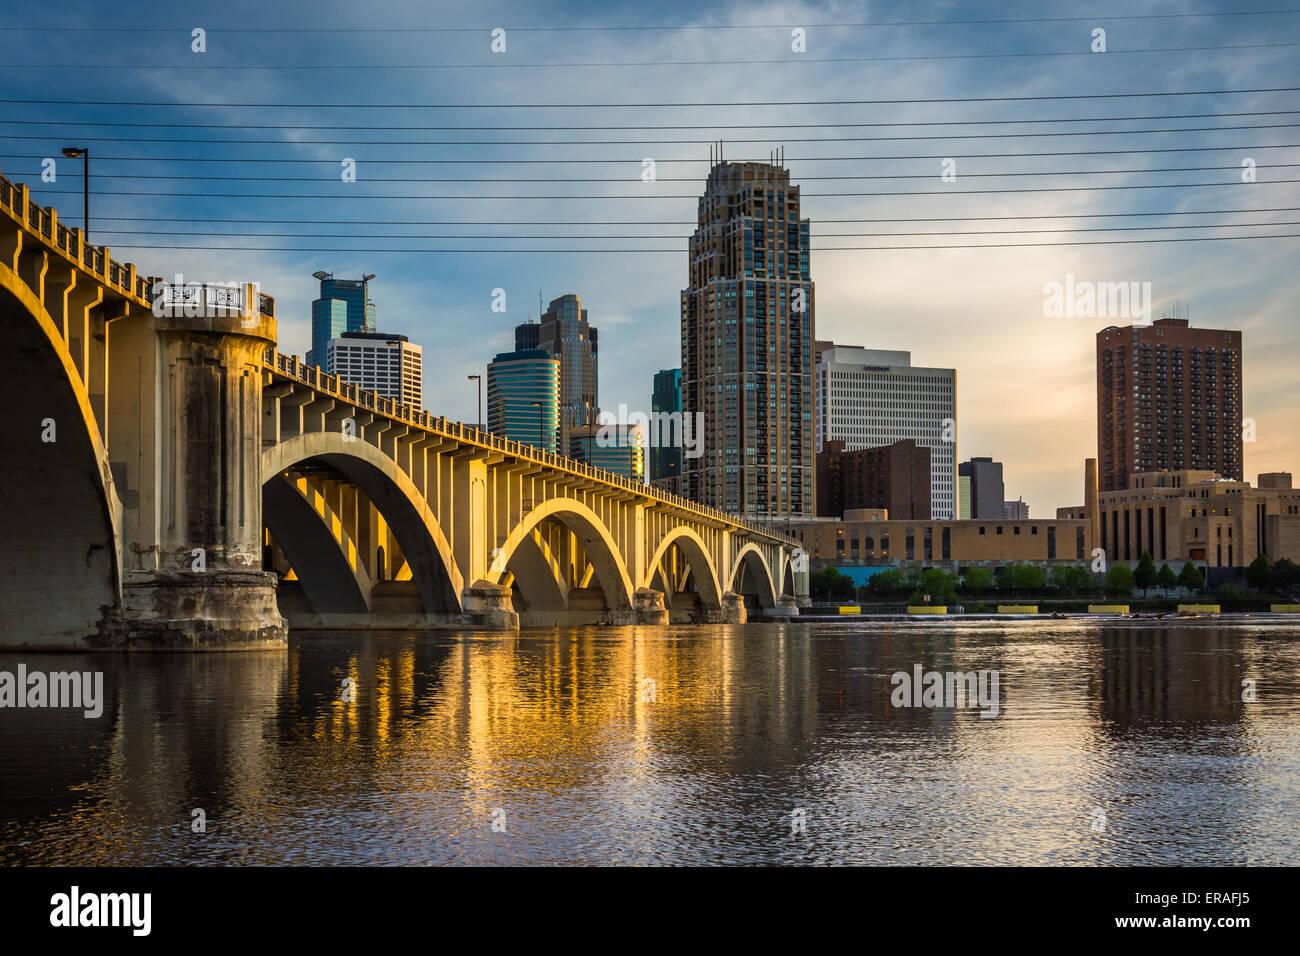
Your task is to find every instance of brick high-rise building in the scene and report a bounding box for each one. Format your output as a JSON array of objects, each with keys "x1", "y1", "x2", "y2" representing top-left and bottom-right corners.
[
  {"x1": 1096, "y1": 318, "x2": 1243, "y2": 493},
  {"x1": 680, "y1": 159, "x2": 814, "y2": 519},
  {"x1": 816, "y1": 439, "x2": 931, "y2": 520}
]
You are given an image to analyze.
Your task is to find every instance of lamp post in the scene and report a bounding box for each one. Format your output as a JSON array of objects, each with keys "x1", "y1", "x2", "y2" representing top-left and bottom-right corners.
[
  {"x1": 467, "y1": 374, "x2": 482, "y2": 432},
  {"x1": 61, "y1": 146, "x2": 89, "y2": 242}
]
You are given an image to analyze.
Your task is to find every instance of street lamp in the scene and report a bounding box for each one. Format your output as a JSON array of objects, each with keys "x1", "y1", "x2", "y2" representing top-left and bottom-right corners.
[
  {"x1": 467, "y1": 374, "x2": 482, "y2": 432},
  {"x1": 61, "y1": 147, "x2": 89, "y2": 242},
  {"x1": 530, "y1": 401, "x2": 543, "y2": 450}
]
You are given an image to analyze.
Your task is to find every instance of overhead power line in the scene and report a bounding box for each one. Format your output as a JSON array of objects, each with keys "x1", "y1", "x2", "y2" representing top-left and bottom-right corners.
[
  {"x1": 4, "y1": 87, "x2": 1298, "y2": 109},
  {"x1": 4, "y1": 123, "x2": 1295, "y2": 148},
  {"x1": 9, "y1": 162, "x2": 1298, "y2": 183},
  {"x1": 5, "y1": 41, "x2": 1297, "y2": 69},
  {"x1": 72, "y1": 207, "x2": 1300, "y2": 226},
  {"x1": 98, "y1": 234, "x2": 1300, "y2": 253},
  {"x1": 25, "y1": 179, "x2": 1300, "y2": 200},
  {"x1": 3, "y1": 109, "x2": 1294, "y2": 131},
  {"x1": 88, "y1": 221, "x2": 1300, "y2": 240},
  {"x1": 2, "y1": 9, "x2": 1296, "y2": 32},
  {"x1": 6, "y1": 143, "x2": 1297, "y2": 164}
]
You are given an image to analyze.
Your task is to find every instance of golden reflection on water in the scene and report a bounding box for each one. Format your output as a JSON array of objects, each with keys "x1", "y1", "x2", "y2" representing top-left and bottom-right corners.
[{"x1": 1, "y1": 620, "x2": 1298, "y2": 865}]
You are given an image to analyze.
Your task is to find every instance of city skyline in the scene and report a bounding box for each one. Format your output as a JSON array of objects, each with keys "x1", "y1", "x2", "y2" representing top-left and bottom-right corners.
[{"x1": 5, "y1": 0, "x2": 1296, "y2": 516}]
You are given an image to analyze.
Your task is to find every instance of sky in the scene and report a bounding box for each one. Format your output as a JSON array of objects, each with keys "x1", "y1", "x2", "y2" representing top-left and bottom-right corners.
[{"x1": 3, "y1": 0, "x2": 1297, "y2": 514}]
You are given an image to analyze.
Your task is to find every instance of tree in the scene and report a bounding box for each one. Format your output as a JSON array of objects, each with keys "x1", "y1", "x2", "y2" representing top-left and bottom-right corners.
[
  {"x1": 1178, "y1": 562, "x2": 1204, "y2": 593},
  {"x1": 1105, "y1": 563, "x2": 1135, "y2": 597},
  {"x1": 1272, "y1": 558, "x2": 1300, "y2": 593},
  {"x1": 1048, "y1": 564, "x2": 1074, "y2": 592},
  {"x1": 867, "y1": 568, "x2": 905, "y2": 597},
  {"x1": 1134, "y1": 550, "x2": 1156, "y2": 597},
  {"x1": 911, "y1": 568, "x2": 957, "y2": 605},
  {"x1": 1002, "y1": 564, "x2": 1045, "y2": 594},
  {"x1": 811, "y1": 567, "x2": 855, "y2": 601},
  {"x1": 961, "y1": 567, "x2": 995, "y2": 594},
  {"x1": 1156, "y1": 563, "x2": 1178, "y2": 592},
  {"x1": 1246, "y1": 553, "x2": 1273, "y2": 592},
  {"x1": 1067, "y1": 566, "x2": 1096, "y2": 594}
]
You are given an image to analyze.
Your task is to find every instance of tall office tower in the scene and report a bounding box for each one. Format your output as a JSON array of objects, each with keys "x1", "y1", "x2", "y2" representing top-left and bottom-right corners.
[
  {"x1": 958, "y1": 457, "x2": 1005, "y2": 519},
  {"x1": 1096, "y1": 317, "x2": 1243, "y2": 492},
  {"x1": 306, "y1": 272, "x2": 376, "y2": 368},
  {"x1": 958, "y1": 474, "x2": 972, "y2": 519},
  {"x1": 537, "y1": 294, "x2": 599, "y2": 452},
  {"x1": 570, "y1": 424, "x2": 645, "y2": 481},
  {"x1": 651, "y1": 368, "x2": 683, "y2": 483},
  {"x1": 324, "y1": 331, "x2": 423, "y2": 408},
  {"x1": 514, "y1": 321, "x2": 540, "y2": 351},
  {"x1": 486, "y1": 349, "x2": 560, "y2": 453},
  {"x1": 1003, "y1": 498, "x2": 1029, "y2": 520},
  {"x1": 815, "y1": 343, "x2": 958, "y2": 519},
  {"x1": 680, "y1": 159, "x2": 814, "y2": 519}
]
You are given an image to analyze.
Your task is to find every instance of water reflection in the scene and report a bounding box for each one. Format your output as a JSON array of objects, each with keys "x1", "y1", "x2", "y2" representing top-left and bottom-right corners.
[{"x1": 1, "y1": 620, "x2": 1297, "y2": 865}]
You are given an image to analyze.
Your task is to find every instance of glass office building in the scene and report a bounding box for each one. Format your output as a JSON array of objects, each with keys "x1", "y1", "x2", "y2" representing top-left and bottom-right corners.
[
  {"x1": 306, "y1": 274, "x2": 376, "y2": 368},
  {"x1": 487, "y1": 349, "x2": 561, "y2": 453}
]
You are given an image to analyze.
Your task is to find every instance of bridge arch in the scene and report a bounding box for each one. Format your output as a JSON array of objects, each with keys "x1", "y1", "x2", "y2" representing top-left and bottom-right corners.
[
  {"x1": 0, "y1": 264, "x2": 122, "y2": 644},
  {"x1": 730, "y1": 543, "x2": 778, "y2": 608},
  {"x1": 644, "y1": 526, "x2": 723, "y2": 608},
  {"x1": 262, "y1": 474, "x2": 372, "y2": 615},
  {"x1": 262, "y1": 433, "x2": 463, "y2": 615},
  {"x1": 488, "y1": 496, "x2": 635, "y2": 616}
]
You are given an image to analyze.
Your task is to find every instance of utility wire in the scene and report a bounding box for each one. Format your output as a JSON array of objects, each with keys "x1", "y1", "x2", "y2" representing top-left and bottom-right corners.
[
  {"x1": 88, "y1": 221, "x2": 1300, "y2": 239},
  {"x1": 9, "y1": 163, "x2": 1298, "y2": 182},
  {"x1": 4, "y1": 109, "x2": 1294, "y2": 130},
  {"x1": 70, "y1": 207, "x2": 1300, "y2": 226},
  {"x1": 6, "y1": 143, "x2": 1297, "y2": 164},
  {"x1": 6, "y1": 124, "x2": 1293, "y2": 147},
  {"x1": 6, "y1": 42, "x2": 1298, "y2": 69},
  {"x1": 24, "y1": 177, "x2": 1300, "y2": 200},
  {"x1": 98, "y1": 234, "x2": 1300, "y2": 253},
  {"x1": 5, "y1": 87, "x2": 1297, "y2": 108},
  {"x1": 2, "y1": 9, "x2": 1296, "y2": 31}
]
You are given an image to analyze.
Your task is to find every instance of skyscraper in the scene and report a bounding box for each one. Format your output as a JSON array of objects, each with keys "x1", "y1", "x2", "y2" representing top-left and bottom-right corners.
[
  {"x1": 514, "y1": 321, "x2": 540, "y2": 351},
  {"x1": 537, "y1": 294, "x2": 598, "y2": 453},
  {"x1": 1096, "y1": 317, "x2": 1243, "y2": 492},
  {"x1": 815, "y1": 343, "x2": 958, "y2": 519},
  {"x1": 680, "y1": 159, "x2": 814, "y2": 519},
  {"x1": 306, "y1": 272, "x2": 376, "y2": 368},
  {"x1": 324, "y1": 331, "x2": 422, "y2": 408},
  {"x1": 958, "y1": 457, "x2": 1005, "y2": 520},
  {"x1": 651, "y1": 368, "x2": 682, "y2": 483},
  {"x1": 487, "y1": 349, "x2": 560, "y2": 453}
]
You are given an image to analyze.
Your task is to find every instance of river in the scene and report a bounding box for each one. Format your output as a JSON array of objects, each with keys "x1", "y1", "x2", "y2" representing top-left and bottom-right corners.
[{"x1": 1, "y1": 619, "x2": 1297, "y2": 865}]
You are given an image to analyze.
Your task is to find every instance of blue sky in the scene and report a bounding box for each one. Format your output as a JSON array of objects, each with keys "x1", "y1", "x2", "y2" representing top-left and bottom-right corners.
[{"x1": 3, "y1": 0, "x2": 1297, "y2": 513}]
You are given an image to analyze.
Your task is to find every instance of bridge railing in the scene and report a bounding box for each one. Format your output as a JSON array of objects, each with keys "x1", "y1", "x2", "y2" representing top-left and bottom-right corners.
[
  {"x1": 265, "y1": 348, "x2": 797, "y2": 545},
  {"x1": 0, "y1": 169, "x2": 273, "y2": 316}
]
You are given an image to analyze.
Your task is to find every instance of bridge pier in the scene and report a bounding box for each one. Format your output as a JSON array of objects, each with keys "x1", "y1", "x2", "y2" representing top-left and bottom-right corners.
[
  {"x1": 610, "y1": 587, "x2": 669, "y2": 626},
  {"x1": 98, "y1": 303, "x2": 287, "y2": 649},
  {"x1": 461, "y1": 579, "x2": 519, "y2": 630},
  {"x1": 702, "y1": 592, "x2": 748, "y2": 624}
]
